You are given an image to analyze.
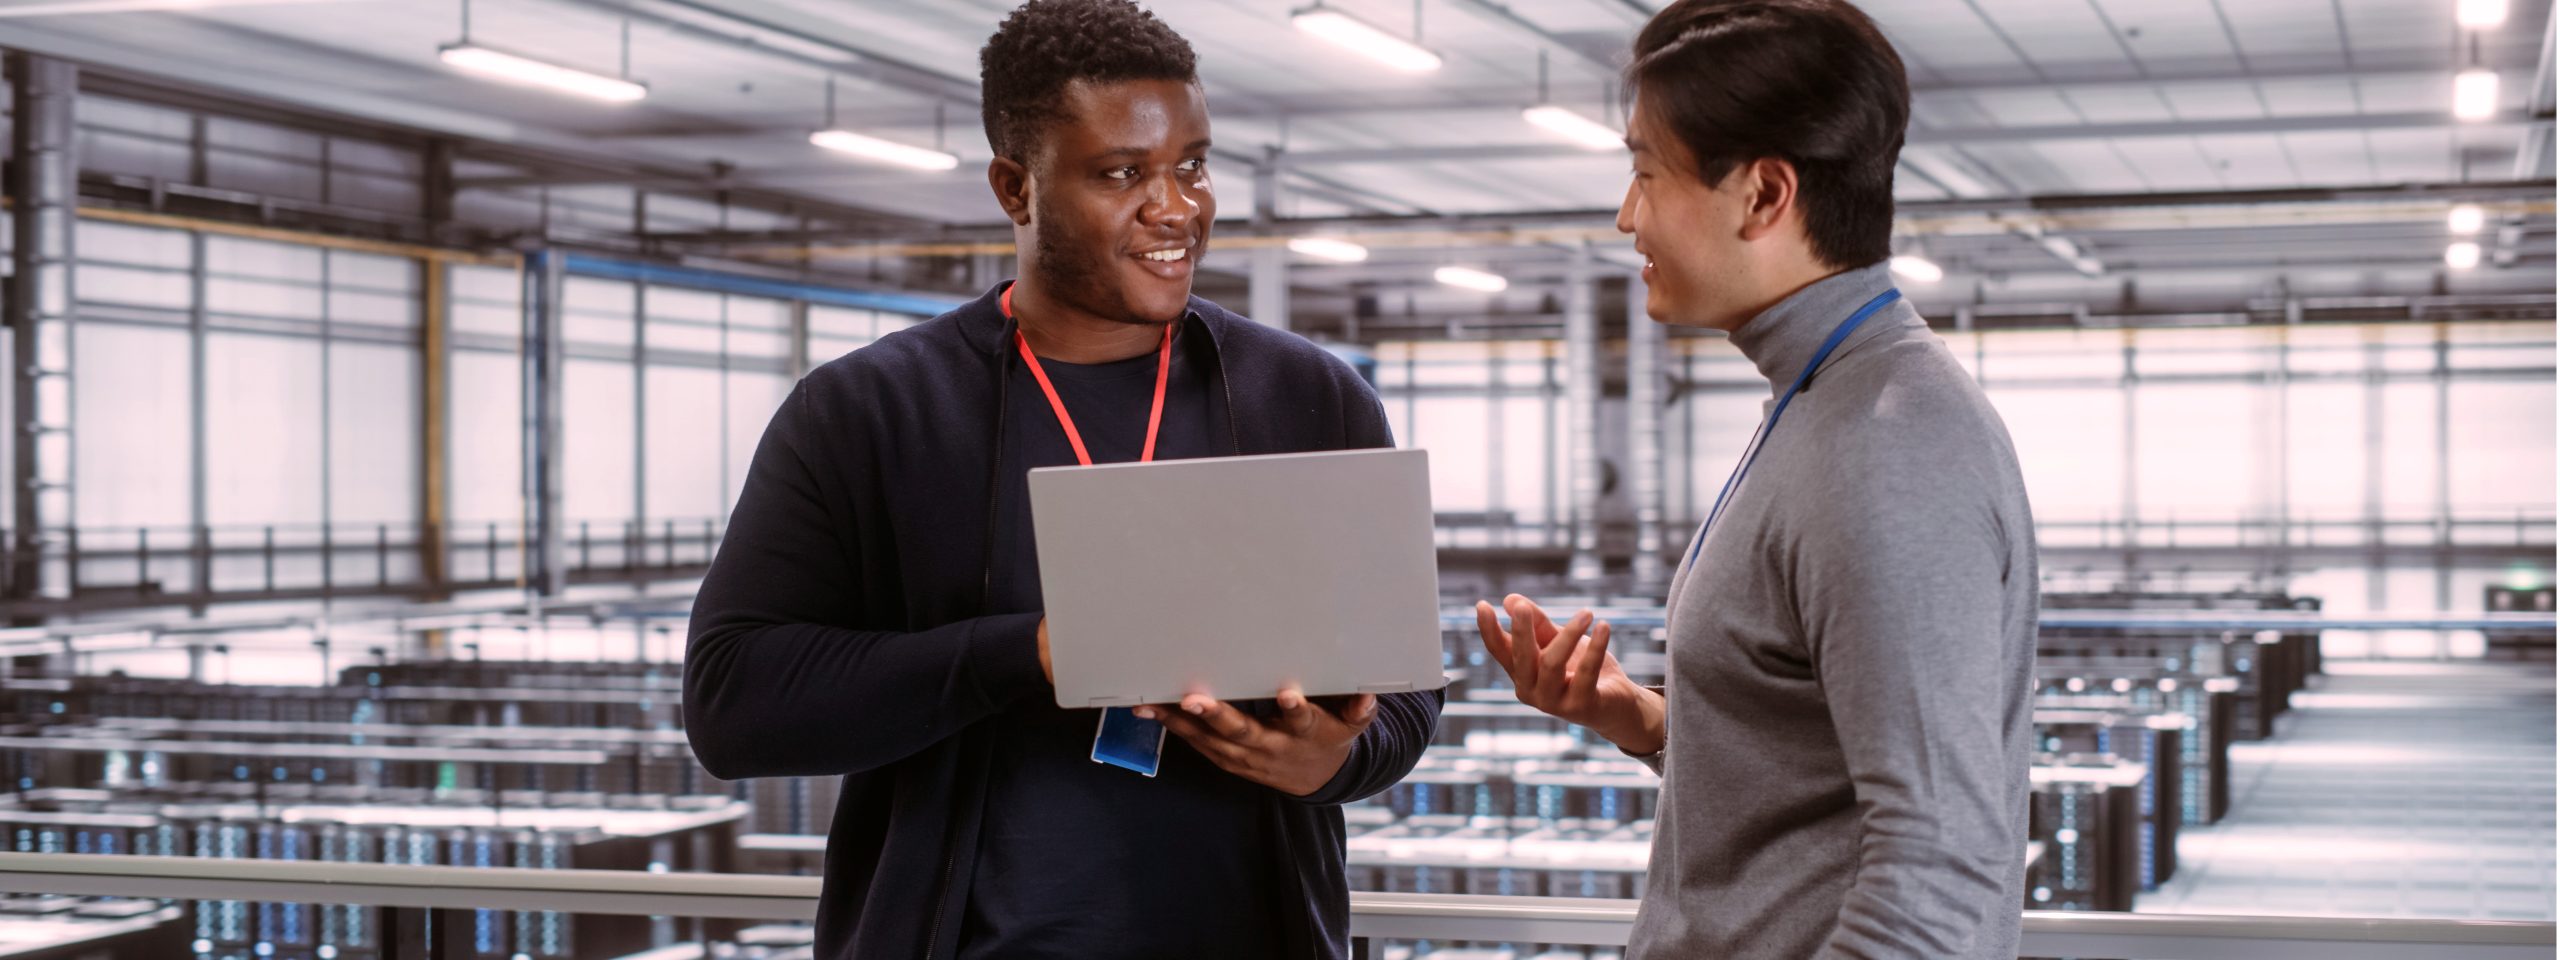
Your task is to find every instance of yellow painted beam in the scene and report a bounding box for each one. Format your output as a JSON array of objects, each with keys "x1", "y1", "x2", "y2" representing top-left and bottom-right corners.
[{"x1": 78, "y1": 206, "x2": 518, "y2": 266}]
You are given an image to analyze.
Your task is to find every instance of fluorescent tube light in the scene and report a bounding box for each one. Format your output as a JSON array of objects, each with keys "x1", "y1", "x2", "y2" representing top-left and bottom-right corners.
[
  {"x1": 1887, "y1": 255, "x2": 1944, "y2": 284},
  {"x1": 439, "y1": 43, "x2": 647, "y2": 103},
  {"x1": 1435, "y1": 266, "x2": 1508, "y2": 292},
  {"x1": 2457, "y1": 0, "x2": 2509, "y2": 28},
  {"x1": 2454, "y1": 69, "x2": 2500, "y2": 120},
  {"x1": 1292, "y1": 5, "x2": 1442, "y2": 73},
  {"x1": 2447, "y1": 203, "x2": 2486, "y2": 235},
  {"x1": 809, "y1": 129, "x2": 960, "y2": 171},
  {"x1": 1288, "y1": 237, "x2": 1370, "y2": 262},
  {"x1": 2445, "y1": 241, "x2": 2483, "y2": 270},
  {"x1": 1521, "y1": 105, "x2": 1624, "y2": 151}
]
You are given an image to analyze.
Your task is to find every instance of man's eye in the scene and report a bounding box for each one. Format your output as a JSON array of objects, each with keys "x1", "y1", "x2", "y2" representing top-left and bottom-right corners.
[{"x1": 1179, "y1": 159, "x2": 1206, "y2": 174}]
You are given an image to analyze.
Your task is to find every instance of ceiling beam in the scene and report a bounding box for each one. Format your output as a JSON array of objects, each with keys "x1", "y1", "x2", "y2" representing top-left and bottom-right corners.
[
  {"x1": 661, "y1": 64, "x2": 2528, "y2": 133},
  {"x1": 2516, "y1": 0, "x2": 2558, "y2": 179},
  {"x1": 647, "y1": 179, "x2": 2554, "y2": 250},
  {"x1": 1274, "y1": 110, "x2": 2539, "y2": 166}
]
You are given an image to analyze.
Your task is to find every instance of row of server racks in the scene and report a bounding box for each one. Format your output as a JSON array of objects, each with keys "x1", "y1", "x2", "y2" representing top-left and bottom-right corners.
[
  {"x1": 2, "y1": 589, "x2": 2323, "y2": 960},
  {"x1": 3, "y1": 644, "x2": 802, "y2": 960}
]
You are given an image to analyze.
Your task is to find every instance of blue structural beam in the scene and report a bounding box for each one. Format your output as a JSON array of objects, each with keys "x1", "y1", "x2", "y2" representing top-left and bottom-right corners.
[{"x1": 560, "y1": 253, "x2": 962, "y2": 317}]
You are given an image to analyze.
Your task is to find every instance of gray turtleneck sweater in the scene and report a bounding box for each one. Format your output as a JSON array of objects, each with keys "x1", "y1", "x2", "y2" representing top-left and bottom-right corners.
[{"x1": 1627, "y1": 262, "x2": 2038, "y2": 959}]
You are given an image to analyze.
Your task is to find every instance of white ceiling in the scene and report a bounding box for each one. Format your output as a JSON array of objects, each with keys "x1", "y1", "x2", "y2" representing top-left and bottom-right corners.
[{"x1": 0, "y1": 0, "x2": 2544, "y2": 290}]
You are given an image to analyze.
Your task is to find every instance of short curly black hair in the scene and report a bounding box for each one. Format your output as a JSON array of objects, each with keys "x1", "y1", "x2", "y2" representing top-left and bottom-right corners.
[{"x1": 979, "y1": 0, "x2": 1199, "y2": 163}]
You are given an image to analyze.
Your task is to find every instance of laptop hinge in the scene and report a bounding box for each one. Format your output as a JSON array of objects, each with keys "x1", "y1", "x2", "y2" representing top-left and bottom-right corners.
[
  {"x1": 1357, "y1": 681, "x2": 1415, "y2": 694},
  {"x1": 1083, "y1": 695, "x2": 1144, "y2": 708}
]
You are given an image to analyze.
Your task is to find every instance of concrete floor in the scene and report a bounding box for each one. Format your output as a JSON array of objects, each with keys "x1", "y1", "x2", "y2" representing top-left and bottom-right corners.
[{"x1": 2144, "y1": 659, "x2": 2557, "y2": 921}]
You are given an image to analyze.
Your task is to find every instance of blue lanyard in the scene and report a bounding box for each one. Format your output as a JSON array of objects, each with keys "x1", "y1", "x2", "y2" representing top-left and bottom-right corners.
[{"x1": 1686, "y1": 287, "x2": 1903, "y2": 569}]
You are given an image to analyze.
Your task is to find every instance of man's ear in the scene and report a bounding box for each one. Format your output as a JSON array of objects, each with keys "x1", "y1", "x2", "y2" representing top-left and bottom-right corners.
[
  {"x1": 989, "y1": 155, "x2": 1034, "y2": 226},
  {"x1": 1735, "y1": 156, "x2": 1800, "y2": 243}
]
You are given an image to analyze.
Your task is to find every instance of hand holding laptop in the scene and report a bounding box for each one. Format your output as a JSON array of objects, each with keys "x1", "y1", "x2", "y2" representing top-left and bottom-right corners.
[{"x1": 1136, "y1": 685, "x2": 1378, "y2": 796}]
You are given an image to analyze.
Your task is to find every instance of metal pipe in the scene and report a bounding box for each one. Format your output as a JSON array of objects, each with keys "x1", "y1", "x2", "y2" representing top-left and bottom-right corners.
[
  {"x1": 1626, "y1": 275, "x2": 1666, "y2": 591},
  {"x1": 1564, "y1": 242, "x2": 1602, "y2": 587},
  {"x1": 7, "y1": 53, "x2": 77, "y2": 608},
  {"x1": 0, "y1": 854, "x2": 2550, "y2": 958}
]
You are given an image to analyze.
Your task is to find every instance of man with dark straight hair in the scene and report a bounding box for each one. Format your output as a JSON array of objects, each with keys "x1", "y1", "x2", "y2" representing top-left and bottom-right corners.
[
  {"x1": 684, "y1": 2, "x2": 1439, "y2": 958},
  {"x1": 1473, "y1": 0, "x2": 2038, "y2": 956}
]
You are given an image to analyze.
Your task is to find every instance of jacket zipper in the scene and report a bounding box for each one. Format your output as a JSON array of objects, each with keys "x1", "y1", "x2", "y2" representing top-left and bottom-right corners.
[
  {"x1": 930, "y1": 314, "x2": 1017, "y2": 960},
  {"x1": 928, "y1": 309, "x2": 1239, "y2": 959},
  {"x1": 1208, "y1": 314, "x2": 1242, "y2": 454}
]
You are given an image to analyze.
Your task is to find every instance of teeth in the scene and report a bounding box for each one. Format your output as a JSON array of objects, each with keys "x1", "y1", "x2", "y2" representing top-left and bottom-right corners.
[{"x1": 1141, "y1": 248, "x2": 1187, "y2": 262}]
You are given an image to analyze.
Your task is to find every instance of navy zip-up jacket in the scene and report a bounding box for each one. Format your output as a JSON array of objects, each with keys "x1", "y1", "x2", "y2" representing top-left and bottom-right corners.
[{"x1": 683, "y1": 282, "x2": 1444, "y2": 960}]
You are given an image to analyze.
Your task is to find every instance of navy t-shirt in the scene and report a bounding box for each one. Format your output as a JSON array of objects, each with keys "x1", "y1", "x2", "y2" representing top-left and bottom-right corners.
[{"x1": 958, "y1": 317, "x2": 1290, "y2": 959}]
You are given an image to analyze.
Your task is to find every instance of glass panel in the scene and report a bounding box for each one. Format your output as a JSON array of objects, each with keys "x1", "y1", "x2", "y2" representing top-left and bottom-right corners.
[
  {"x1": 75, "y1": 323, "x2": 194, "y2": 529},
  {"x1": 2447, "y1": 380, "x2": 2554, "y2": 517},
  {"x1": 562, "y1": 359, "x2": 636, "y2": 526},
  {"x1": 204, "y1": 333, "x2": 323, "y2": 529},
  {"x1": 1989, "y1": 386, "x2": 2126, "y2": 521},
  {"x1": 2285, "y1": 381, "x2": 2365, "y2": 521},
  {"x1": 449, "y1": 264, "x2": 522, "y2": 339},
  {"x1": 2133, "y1": 382, "x2": 2258, "y2": 520},
  {"x1": 329, "y1": 342, "x2": 417, "y2": 527},
  {"x1": 642, "y1": 365, "x2": 722, "y2": 525},
  {"x1": 2376, "y1": 381, "x2": 2439, "y2": 518},
  {"x1": 1411, "y1": 397, "x2": 1489, "y2": 514}
]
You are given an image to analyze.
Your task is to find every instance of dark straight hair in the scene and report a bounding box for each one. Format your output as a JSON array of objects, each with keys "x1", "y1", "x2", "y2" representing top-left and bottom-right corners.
[{"x1": 1624, "y1": 0, "x2": 1911, "y2": 270}]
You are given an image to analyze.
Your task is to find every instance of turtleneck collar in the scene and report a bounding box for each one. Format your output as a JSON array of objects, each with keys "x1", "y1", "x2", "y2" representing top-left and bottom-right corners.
[{"x1": 1725, "y1": 260, "x2": 1900, "y2": 392}]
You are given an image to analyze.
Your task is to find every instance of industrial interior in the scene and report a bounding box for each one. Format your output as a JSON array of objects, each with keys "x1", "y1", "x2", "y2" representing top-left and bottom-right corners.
[{"x1": 0, "y1": 0, "x2": 2552, "y2": 958}]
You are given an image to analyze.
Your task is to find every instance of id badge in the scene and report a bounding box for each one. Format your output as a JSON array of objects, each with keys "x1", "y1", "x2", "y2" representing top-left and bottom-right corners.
[{"x1": 1091, "y1": 706, "x2": 1166, "y2": 777}]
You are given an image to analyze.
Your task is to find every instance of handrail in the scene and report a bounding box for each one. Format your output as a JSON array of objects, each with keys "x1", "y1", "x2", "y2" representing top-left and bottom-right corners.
[
  {"x1": 0, "y1": 853, "x2": 2549, "y2": 959},
  {"x1": 1438, "y1": 607, "x2": 2560, "y2": 633}
]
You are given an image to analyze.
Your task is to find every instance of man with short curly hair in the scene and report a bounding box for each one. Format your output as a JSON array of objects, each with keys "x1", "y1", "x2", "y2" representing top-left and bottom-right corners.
[{"x1": 683, "y1": 2, "x2": 1441, "y2": 958}]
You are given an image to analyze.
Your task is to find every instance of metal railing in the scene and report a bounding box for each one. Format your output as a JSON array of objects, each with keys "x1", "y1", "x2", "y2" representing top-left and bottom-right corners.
[
  {"x1": 0, "y1": 520, "x2": 723, "y2": 615},
  {"x1": 0, "y1": 852, "x2": 2548, "y2": 959}
]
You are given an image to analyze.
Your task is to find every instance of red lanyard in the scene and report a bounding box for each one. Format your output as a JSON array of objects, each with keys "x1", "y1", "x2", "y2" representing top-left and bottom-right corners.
[{"x1": 1002, "y1": 283, "x2": 1174, "y2": 466}]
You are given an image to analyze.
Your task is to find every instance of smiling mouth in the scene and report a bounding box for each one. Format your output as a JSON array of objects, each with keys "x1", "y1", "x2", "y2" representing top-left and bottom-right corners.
[{"x1": 1136, "y1": 248, "x2": 1188, "y2": 263}]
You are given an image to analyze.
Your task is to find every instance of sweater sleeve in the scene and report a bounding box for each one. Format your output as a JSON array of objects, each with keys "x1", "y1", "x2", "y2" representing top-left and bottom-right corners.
[
  {"x1": 683, "y1": 383, "x2": 1049, "y2": 782},
  {"x1": 1292, "y1": 381, "x2": 1445, "y2": 806},
  {"x1": 1798, "y1": 454, "x2": 2020, "y2": 959}
]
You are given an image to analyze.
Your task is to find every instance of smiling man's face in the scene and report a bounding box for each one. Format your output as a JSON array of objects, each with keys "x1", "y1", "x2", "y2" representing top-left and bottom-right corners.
[{"x1": 1019, "y1": 77, "x2": 1216, "y2": 327}]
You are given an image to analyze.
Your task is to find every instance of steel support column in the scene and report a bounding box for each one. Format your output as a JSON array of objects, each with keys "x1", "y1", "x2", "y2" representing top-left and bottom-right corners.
[
  {"x1": 1626, "y1": 275, "x2": 1667, "y2": 592},
  {"x1": 1249, "y1": 152, "x2": 1291, "y2": 331},
  {"x1": 523, "y1": 251, "x2": 567, "y2": 597},
  {"x1": 420, "y1": 260, "x2": 451, "y2": 598},
  {"x1": 7, "y1": 53, "x2": 77, "y2": 610},
  {"x1": 1564, "y1": 243, "x2": 1603, "y2": 587}
]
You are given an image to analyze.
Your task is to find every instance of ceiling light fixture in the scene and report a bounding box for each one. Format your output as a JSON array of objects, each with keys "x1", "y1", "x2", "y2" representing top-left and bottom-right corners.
[
  {"x1": 438, "y1": 0, "x2": 645, "y2": 103},
  {"x1": 1291, "y1": 3, "x2": 1442, "y2": 73},
  {"x1": 1435, "y1": 266, "x2": 1508, "y2": 293},
  {"x1": 2453, "y1": 68, "x2": 2500, "y2": 120},
  {"x1": 439, "y1": 43, "x2": 647, "y2": 102},
  {"x1": 808, "y1": 75, "x2": 959, "y2": 171},
  {"x1": 0, "y1": 0, "x2": 354, "y2": 15},
  {"x1": 1288, "y1": 237, "x2": 1371, "y2": 262},
  {"x1": 1522, "y1": 106, "x2": 1623, "y2": 151},
  {"x1": 1521, "y1": 52, "x2": 1624, "y2": 151},
  {"x1": 810, "y1": 129, "x2": 959, "y2": 171},
  {"x1": 1887, "y1": 255, "x2": 1945, "y2": 284},
  {"x1": 2447, "y1": 203, "x2": 2487, "y2": 235},
  {"x1": 2457, "y1": 0, "x2": 2509, "y2": 28},
  {"x1": 2445, "y1": 241, "x2": 2483, "y2": 270}
]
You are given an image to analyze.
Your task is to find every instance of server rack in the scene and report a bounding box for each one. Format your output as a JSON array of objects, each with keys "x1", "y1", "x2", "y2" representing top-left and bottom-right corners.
[{"x1": 2027, "y1": 759, "x2": 2147, "y2": 912}]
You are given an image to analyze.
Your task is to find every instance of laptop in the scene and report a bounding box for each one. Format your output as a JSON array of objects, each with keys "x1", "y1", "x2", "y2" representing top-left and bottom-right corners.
[{"x1": 1029, "y1": 448, "x2": 1448, "y2": 709}]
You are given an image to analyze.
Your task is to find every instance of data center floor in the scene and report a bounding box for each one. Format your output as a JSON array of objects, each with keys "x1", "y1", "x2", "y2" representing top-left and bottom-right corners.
[{"x1": 2143, "y1": 658, "x2": 2557, "y2": 920}]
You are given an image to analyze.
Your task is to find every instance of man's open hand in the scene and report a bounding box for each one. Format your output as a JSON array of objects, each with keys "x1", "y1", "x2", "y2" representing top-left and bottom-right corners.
[
  {"x1": 1474, "y1": 594, "x2": 1665, "y2": 755},
  {"x1": 1136, "y1": 686, "x2": 1376, "y2": 797}
]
